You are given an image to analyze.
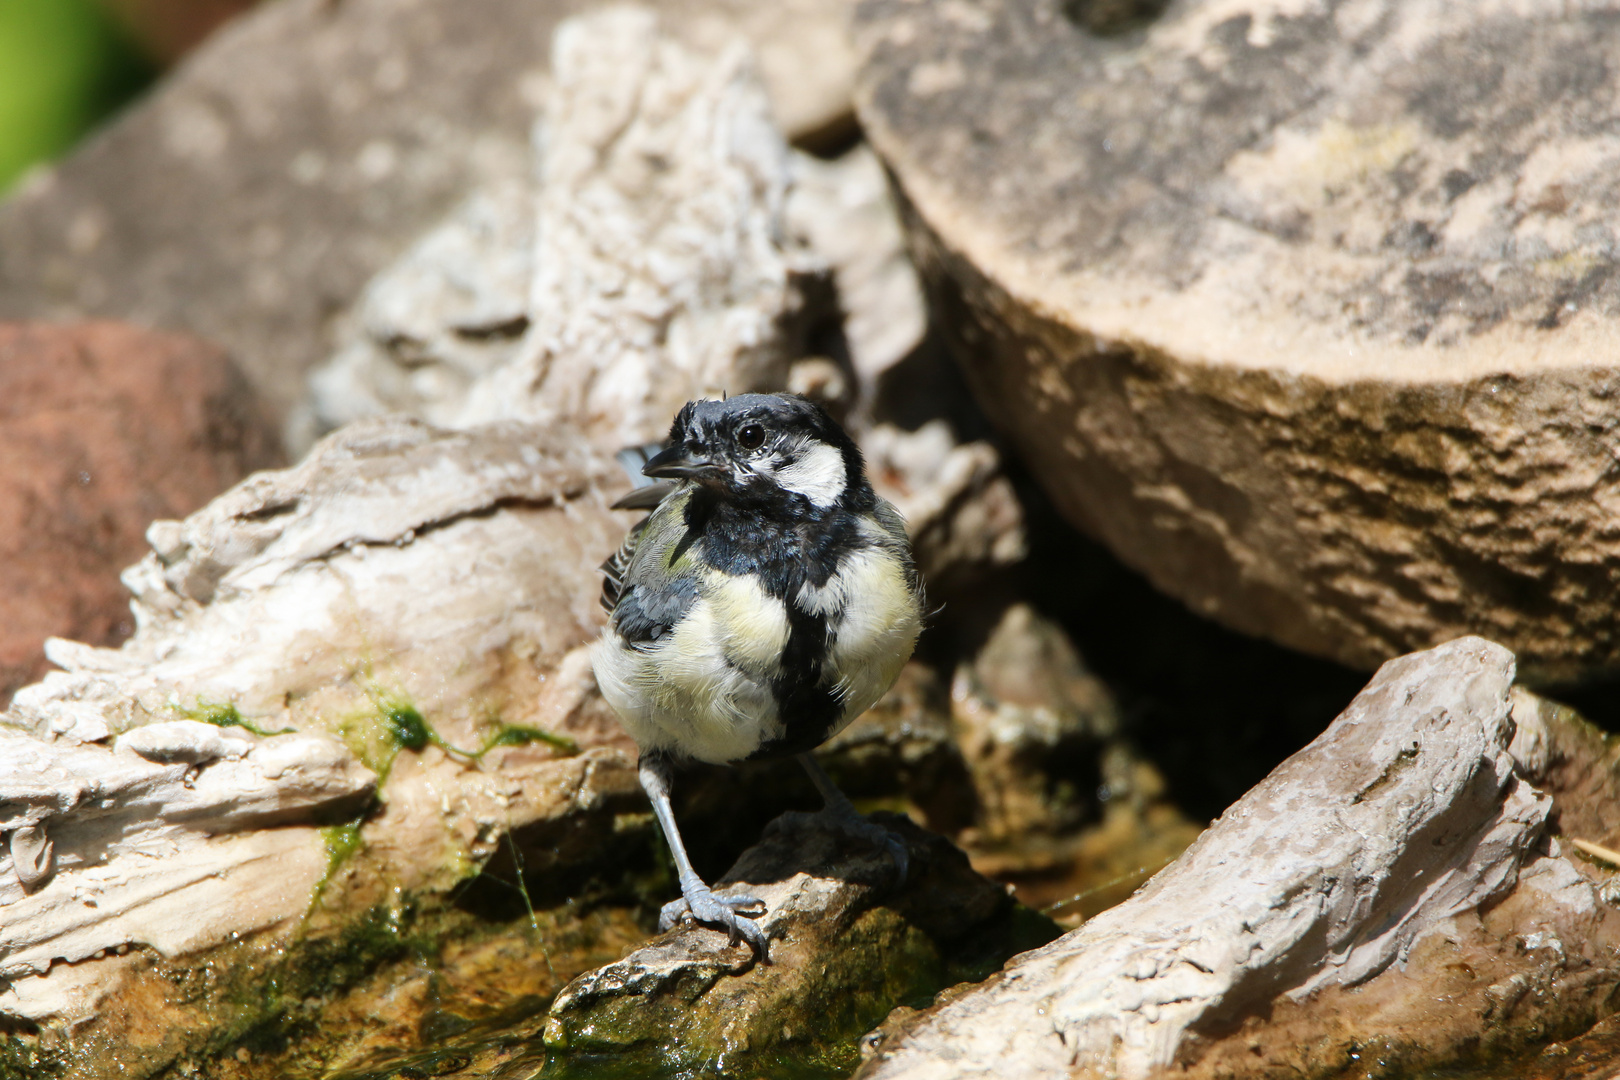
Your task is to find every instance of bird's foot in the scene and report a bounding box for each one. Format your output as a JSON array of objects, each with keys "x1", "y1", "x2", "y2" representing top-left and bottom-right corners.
[
  {"x1": 659, "y1": 885, "x2": 770, "y2": 955},
  {"x1": 813, "y1": 803, "x2": 910, "y2": 885}
]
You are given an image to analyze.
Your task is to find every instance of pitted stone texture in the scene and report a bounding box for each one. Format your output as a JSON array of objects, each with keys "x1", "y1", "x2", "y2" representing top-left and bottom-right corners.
[
  {"x1": 855, "y1": 637, "x2": 1556, "y2": 1079},
  {"x1": 855, "y1": 0, "x2": 1620, "y2": 683},
  {"x1": 452, "y1": 7, "x2": 816, "y2": 449},
  {"x1": 0, "y1": 0, "x2": 859, "y2": 438}
]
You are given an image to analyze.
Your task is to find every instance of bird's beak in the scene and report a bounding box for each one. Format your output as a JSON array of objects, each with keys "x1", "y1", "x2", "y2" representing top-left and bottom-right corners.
[{"x1": 641, "y1": 445, "x2": 725, "y2": 482}]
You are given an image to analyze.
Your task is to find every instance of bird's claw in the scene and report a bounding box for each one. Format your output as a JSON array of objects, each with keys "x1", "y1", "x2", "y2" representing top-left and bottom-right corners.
[{"x1": 660, "y1": 887, "x2": 770, "y2": 954}]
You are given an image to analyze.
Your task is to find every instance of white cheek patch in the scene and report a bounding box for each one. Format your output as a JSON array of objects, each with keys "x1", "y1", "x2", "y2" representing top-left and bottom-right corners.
[{"x1": 774, "y1": 440, "x2": 847, "y2": 509}]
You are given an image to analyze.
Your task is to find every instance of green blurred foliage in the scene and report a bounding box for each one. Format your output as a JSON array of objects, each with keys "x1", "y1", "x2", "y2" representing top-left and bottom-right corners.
[{"x1": 0, "y1": 0, "x2": 155, "y2": 193}]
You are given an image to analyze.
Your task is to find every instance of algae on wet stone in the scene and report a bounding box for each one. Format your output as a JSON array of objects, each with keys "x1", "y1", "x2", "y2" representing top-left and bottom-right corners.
[
  {"x1": 342, "y1": 687, "x2": 578, "y2": 781},
  {"x1": 0, "y1": 1034, "x2": 64, "y2": 1080},
  {"x1": 178, "y1": 698, "x2": 297, "y2": 738},
  {"x1": 541, "y1": 813, "x2": 1060, "y2": 1079}
]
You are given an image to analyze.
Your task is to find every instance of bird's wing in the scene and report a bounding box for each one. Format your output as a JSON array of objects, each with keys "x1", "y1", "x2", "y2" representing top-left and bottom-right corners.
[
  {"x1": 599, "y1": 483, "x2": 695, "y2": 623},
  {"x1": 610, "y1": 481, "x2": 678, "y2": 511},
  {"x1": 598, "y1": 516, "x2": 649, "y2": 613},
  {"x1": 871, "y1": 498, "x2": 922, "y2": 595}
]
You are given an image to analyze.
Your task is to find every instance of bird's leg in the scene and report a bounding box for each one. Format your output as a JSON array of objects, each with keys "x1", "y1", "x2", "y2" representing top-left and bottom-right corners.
[
  {"x1": 798, "y1": 753, "x2": 909, "y2": 883},
  {"x1": 639, "y1": 753, "x2": 769, "y2": 954}
]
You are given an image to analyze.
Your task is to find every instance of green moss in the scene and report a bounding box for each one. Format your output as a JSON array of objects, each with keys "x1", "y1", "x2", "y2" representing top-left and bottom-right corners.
[
  {"x1": 342, "y1": 685, "x2": 577, "y2": 778},
  {"x1": 381, "y1": 699, "x2": 431, "y2": 752},
  {"x1": 477, "y1": 724, "x2": 580, "y2": 757},
  {"x1": 0, "y1": 1034, "x2": 64, "y2": 1080},
  {"x1": 307, "y1": 821, "x2": 367, "y2": 915},
  {"x1": 176, "y1": 699, "x2": 296, "y2": 738}
]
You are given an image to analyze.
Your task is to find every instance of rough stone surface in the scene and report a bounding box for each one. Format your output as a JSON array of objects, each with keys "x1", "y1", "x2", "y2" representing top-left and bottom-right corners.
[
  {"x1": 855, "y1": 637, "x2": 1559, "y2": 1079},
  {"x1": 949, "y1": 603, "x2": 1119, "y2": 844},
  {"x1": 786, "y1": 142, "x2": 930, "y2": 412},
  {"x1": 543, "y1": 812, "x2": 1057, "y2": 1075},
  {"x1": 0, "y1": 727, "x2": 375, "y2": 1021},
  {"x1": 0, "y1": 0, "x2": 859, "y2": 442},
  {"x1": 0, "y1": 415, "x2": 641, "y2": 1038},
  {"x1": 864, "y1": 422, "x2": 1026, "y2": 594},
  {"x1": 855, "y1": 0, "x2": 1620, "y2": 684},
  {"x1": 0, "y1": 322, "x2": 280, "y2": 709},
  {"x1": 306, "y1": 6, "x2": 819, "y2": 450},
  {"x1": 453, "y1": 7, "x2": 815, "y2": 448},
  {"x1": 305, "y1": 12, "x2": 933, "y2": 462},
  {"x1": 1154, "y1": 689, "x2": 1620, "y2": 1080}
]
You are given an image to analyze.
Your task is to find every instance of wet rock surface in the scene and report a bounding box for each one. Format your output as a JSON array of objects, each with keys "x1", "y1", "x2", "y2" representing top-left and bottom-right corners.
[
  {"x1": 0, "y1": 321, "x2": 280, "y2": 709},
  {"x1": 543, "y1": 812, "x2": 1058, "y2": 1078},
  {"x1": 855, "y1": 0, "x2": 1620, "y2": 684}
]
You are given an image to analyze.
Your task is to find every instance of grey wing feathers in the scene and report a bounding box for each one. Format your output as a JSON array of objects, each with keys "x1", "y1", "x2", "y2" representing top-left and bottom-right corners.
[
  {"x1": 600, "y1": 442, "x2": 679, "y2": 612},
  {"x1": 872, "y1": 498, "x2": 922, "y2": 594},
  {"x1": 599, "y1": 517, "x2": 648, "y2": 613},
  {"x1": 600, "y1": 487, "x2": 701, "y2": 645},
  {"x1": 611, "y1": 481, "x2": 678, "y2": 511}
]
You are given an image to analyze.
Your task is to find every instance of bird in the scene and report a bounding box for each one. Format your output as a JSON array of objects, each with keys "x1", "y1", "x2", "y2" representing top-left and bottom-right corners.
[{"x1": 590, "y1": 392, "x2": 925, "y2": 955}]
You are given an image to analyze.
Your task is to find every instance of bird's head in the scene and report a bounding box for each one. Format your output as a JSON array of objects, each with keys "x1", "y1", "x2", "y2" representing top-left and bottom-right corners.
[{"x1": 641, "y1": 393, "x2": 871, "y2": 513}]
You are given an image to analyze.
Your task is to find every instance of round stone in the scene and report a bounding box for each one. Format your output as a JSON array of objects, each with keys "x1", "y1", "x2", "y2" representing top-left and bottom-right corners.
[{"x1": 856, "y1": 0, "x2": 1620, "y2": 683}]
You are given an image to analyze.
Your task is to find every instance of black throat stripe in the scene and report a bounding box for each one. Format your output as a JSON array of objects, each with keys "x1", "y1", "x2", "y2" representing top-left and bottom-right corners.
[{"x1": 682, "y1": 490, "x2": 865, "y2": 761}]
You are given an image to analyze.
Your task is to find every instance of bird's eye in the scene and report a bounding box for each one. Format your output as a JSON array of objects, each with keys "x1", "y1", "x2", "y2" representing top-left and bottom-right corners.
[{"x1": 737, "y1": 423, "x2": 766, "y2": 451}]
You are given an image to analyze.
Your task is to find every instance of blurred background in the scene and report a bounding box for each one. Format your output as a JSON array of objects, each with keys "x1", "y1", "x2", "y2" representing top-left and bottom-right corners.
[{"x1": 0, "y1": 0, "x2": 253, "y2": 192}]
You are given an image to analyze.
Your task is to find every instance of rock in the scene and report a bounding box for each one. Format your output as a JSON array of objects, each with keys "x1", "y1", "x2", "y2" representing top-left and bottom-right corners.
[
  {"x1": 949, "y1": 603, "x2": 1119, "y2": 844},
  {"x1": 305, "y1": 179, "x2": 537, "y2": 434},
  {"x1": 786, "y1": 142, "x2": 930, "y2": 412},
  {"x1": 450, "y1": 7, "x2": 818, "y2": 449},
  {"x1": 863, "y1": 421, "x2": 1026, "y2": 595},
  {"x1": 855, "y1": 0, "x2": 1620, "y2": 684},
  {"x1": 0, "y1": 726, "x2": 374, "y2": 1019},
  {"x1": 0, "y1": 0, "x2": 860, "y2": 441},
  {"x1": 115, "y1": 718, "x2": 253, "y2": 763},
  {"x1": 943, "y1": 602, "x2": 1200, "y2": 922},
  {"x1": 855, "y1": 637, "x2": 1582, "y2": 1079},
  {"x1": 306, "y1": 5, "x2": 818, "y2": 451},
  {"x1": 308, "y1": 12, "x2": 935, "y2": 462},
  {"x1": 0, "y1": 414, "x2": 646, "y2": 1064},
  {"x1": 543, "y1": 811, "x2": 1059, "y2": 1075},
  {"x1": 0, "y1": 321, "x2": 280, "y2": 709}
]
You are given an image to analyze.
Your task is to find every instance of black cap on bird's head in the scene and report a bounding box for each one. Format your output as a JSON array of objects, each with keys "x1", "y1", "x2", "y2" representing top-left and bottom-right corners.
[{"x1": 641, "y1": 393, "x2": 872, "y2": 512}]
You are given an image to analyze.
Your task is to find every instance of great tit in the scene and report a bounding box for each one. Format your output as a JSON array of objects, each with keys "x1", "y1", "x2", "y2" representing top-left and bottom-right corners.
[{"x1": 591, "y1": 392, "x2": 925, "y2": 954}]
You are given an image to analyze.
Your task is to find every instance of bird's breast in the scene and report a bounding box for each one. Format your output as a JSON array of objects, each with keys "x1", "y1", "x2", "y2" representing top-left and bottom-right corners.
[
  {"x1": 796, "y1": 545, "x2": 921, "y2": 702},
  {"x1": 702, "y1": 572, "x2": 791, "y2": 674}
]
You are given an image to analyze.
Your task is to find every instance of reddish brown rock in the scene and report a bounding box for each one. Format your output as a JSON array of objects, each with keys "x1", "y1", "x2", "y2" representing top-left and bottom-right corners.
[{"x1": 0, "y1": 322, "x2": 280, "y2": 706}]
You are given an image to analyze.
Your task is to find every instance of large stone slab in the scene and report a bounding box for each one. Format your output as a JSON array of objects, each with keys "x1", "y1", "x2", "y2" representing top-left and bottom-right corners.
[{"x1": 855, "y1": 0, "x2": 1620, "y2": 684}]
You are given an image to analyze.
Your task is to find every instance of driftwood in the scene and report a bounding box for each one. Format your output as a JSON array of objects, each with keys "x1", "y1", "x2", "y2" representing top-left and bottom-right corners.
[
  {"x1": 856, "y1": 637, "x2": 1570, "y2": 1079},
  {"x1": 0, "y1": 417, "x2": 634, "y2": 1028}
]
